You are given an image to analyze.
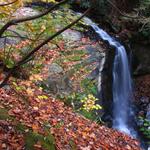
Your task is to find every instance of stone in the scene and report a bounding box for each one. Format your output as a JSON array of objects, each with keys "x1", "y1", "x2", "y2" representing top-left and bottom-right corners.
[
  {"x1": 3, "y1": 85, "x2": 11, "y2": 90},
  {"x1": 48, "y1": 63, "x2": 63, "y2": 74},
  {"x1": 0, "y1": 7, "x2": 38, "y2": 49},
  {"x1": 87, "y1": 67, "x2": 99, "y2": 80},
  {"x1": 13, "y1": 7, "x2": 39, "y2": 18},
  {"x1": 86, "y1": 45, "x2": 97, "y2": 54},
  {"x1": 0, "y1": 37, "x2": 20, "y2": 48},
  {"x1": 42, "y1": 75, "x2": 72, "y2": 95},
  {"x1": 85, "y1": 45, "x2": 104, "y2": 60},
  {"x1": 61, "y1": 29, "x2": 82, "y2": 41}
]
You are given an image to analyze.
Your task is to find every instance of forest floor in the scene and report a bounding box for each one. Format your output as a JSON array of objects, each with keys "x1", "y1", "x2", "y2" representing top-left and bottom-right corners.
[
  {"x1": 0, "y1": 6, "x2": 141, "y2": 150},
  {"x1": 0, "y1": 36, "x2": 140, "y2": 150},
  {"x1": 0, "y1": 86, "x2": 140, "y2": 150}
]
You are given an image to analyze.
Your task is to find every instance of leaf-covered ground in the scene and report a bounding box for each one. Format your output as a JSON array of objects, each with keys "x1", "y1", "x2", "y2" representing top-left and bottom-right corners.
[
  {"x1": 0, "y1": 6, "x2": 142, "y2": 150},
  {"x1": 0, "y1": 37, "x2": 141, "y2": 150},
  {"x1": 0, "y1": 86, "x2": 140, "y2": 150}
]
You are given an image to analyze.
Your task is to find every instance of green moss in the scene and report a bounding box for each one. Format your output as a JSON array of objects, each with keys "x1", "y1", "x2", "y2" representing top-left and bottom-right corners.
[
  {"x1": 0, "y1": 108, "x2": 12, "y2": 120},
  {"x1": 68, "y1": 55, "x2": 82, "y2": 61},
  {"x1": 79, "y1": 109, "x2": 97, "y2": 120},
  {"x1": 61, "y1": 49, "x2": 86, "y2": 56},
  {"x1": 81, "y1": 78, "x2": 97, "y2": 95}
]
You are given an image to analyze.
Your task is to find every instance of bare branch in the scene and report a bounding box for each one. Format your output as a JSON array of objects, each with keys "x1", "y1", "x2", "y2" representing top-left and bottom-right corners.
[
  {"x1": 0, "y1": 8, "x2": 91, "y2": 88},
  {"x1": 0, "y1": 0, "x2": 69, "y2": 37},
  {"x1": 0, "y1": 0, "x2": 18, "y2": 7}
]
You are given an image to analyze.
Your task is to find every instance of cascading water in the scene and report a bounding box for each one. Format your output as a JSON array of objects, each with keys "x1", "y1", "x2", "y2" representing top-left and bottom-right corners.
[
  {"x1": 83, "y1": 17, "x2": 136, "y2": 136},
  {"x1": 112, "y1": 45, "x2": 134, "y2": 135}
]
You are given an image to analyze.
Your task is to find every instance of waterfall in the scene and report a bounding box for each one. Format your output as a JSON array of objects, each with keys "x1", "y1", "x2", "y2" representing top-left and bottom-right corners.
[
  {"x1": 83, "y1": 17, "x2": 136, "y2": 136},
  {"x1": 112, "y1": 45, "x2": 133, "y2": 135}
]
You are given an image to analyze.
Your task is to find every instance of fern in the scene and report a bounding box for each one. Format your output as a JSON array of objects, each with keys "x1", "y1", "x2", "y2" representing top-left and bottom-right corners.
[
  {"x1": 25, "y1": 131, "x2": 55, "y2": 150},
  {"x1": 42, "y1": 132, "x2": 55, "y2": 150},
  {"x1": 25, "y1": 132, "x2": 37, "y2": 150}
]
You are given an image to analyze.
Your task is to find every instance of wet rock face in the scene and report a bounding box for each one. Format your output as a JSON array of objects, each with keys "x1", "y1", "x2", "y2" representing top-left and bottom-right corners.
[
  {"x1": 132, "y1": 44, "x2": 150, "y2": 76},
  {"x1": 100, "y1": 46, "x2": 115, "y2": 125}
]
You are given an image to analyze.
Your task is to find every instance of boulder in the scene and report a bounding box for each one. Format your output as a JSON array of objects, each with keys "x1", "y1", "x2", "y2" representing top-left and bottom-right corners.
[
  {"x1": 42, "y1": 74, "x2": 72, "y2": 95},
  {"x1": 41, "y1": 63, "x2": 72, "y2": 95},
  {"x1": 61, "y1": 29, "x2": 82, "y2": 41},
  {"x1": 48, "y1": 63, "x2": 63, "y2": 75}
]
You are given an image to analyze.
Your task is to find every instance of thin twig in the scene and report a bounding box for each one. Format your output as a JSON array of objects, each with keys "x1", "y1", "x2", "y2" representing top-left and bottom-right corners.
[
  {"x1": 139, "y1": 20, "x2": 149, "y2": 32},
  {"x1": 7, "y1": 29, "x2": 26, "y2": 38},
  {"x1": 0, "y1": 0, "x2": 69, "y2": 37},
  {"x1": 0, "y1": 0, "x2": 18, "y2": 7},
  {"x1": 106, "y1": 0, "x2": 139, "y2": 19}
]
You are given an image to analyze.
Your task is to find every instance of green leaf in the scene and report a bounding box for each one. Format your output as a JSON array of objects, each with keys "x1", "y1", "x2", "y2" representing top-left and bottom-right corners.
[{"x1": 5, "y1": 59, "x2": 15, "y2": 68}]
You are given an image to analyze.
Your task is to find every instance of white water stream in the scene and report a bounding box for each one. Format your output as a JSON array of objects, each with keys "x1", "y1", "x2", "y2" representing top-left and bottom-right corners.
[{"x1": 83, "y1": 16, "x2": 136, "y2": 136}]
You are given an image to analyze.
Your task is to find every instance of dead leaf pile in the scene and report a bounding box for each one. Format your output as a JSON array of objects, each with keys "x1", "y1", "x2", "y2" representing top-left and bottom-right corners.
[{"x1": 0, "y1": 86, "x2": 141, "y2": 150}]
